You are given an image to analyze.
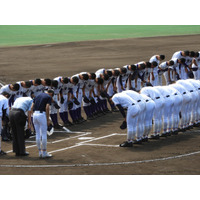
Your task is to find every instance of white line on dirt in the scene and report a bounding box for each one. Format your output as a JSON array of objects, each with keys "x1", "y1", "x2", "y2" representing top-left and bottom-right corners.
[
  {"x1": 1, "y1": 150, "x2": 200, "y2": 168},
  {"x1": 5, "y1": 132, "x2": 92, "y2": 154},
  {"x1": 81, "y1": 143, "x2": 119, "y2": 147}
]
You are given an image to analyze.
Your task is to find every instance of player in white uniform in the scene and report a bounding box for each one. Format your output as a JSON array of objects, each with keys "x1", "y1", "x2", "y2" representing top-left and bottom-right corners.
[
  {"x1": 116, "y1": 67, "x2": 128, "y2": 93},
  {"x1": 166, "y1": 58, "x2": 186, "y2": 83},
  {"x1": 135, "y1": 62, "x2": 146, "y2": 91},
  {"x1": 0, "y1": 83, "x2": 20, "y2": 108},
  {"x1": 111, "y1": 92, "x2": 140, "y2": 147},
  {"x1": 14, "y1": 81, "x2": 32, "y2": 100},
  {"x1": 170, "y1": 83, "x2": 192, "y2": 131},
  {"x1": 191, "y1": 52, "x2": 200, "y2": 80},
  {"x1": 140, "y1": 93, "x2": 155, "y2": 140},
  {"x1": 122, "y1": 90, "x2": 146, "y2": 144},
  {"x1": 0, "y1": 92, "x2": 9, "y2": 155},
  {"x1": 149, "y1": 55, "x2": 165, "y2": 86},
  {"x1": 186, "y1": 79, "x2": 200, "y2": 126},
  {"x1": 167, "y1": 85, "x2": 183, "y2": 134},
  {"x1": 140, "y1": 85, "x2": 164, "y2": 139},
  {"x1": 177, "y1": 79, "x2": 199, "y2": 128},
  {"x1": 159, "y1": 60, "x2": 174, "y2": 85},
  {"x1": 155, "y1": 86, "x2": 174, "y2": 136},
  {"x1": 171, "y1": 50, "x2": 189, "y2": 80},
  {"x1": 28, "y1": 79, "x2": 42, "y2": 98}
]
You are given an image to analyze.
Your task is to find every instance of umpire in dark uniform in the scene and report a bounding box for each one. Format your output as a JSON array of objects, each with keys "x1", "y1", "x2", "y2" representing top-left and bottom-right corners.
[{"x1": 9, "y1": 97, "x2": 33, "y2": 156}]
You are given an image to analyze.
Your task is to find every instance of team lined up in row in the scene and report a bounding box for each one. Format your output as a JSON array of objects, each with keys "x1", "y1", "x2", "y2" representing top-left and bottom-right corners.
[{"x1": 111, "y1": 79, "x2": 200, "y2": 147}]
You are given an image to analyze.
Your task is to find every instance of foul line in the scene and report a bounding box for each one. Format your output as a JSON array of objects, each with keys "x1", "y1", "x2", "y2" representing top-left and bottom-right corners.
[{"x1": 1, "y1": 150, "x2": 200, "y2": 168}]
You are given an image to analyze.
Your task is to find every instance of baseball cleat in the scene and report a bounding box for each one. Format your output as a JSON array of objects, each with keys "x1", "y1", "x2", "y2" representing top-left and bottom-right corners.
[
  {"x1": 160, "y1": 133, "x2": 167, "y2": 137},
  {"x1": 133, "y1": 140, "x2": 142, "y2": 144},
  {"x1": 119, "y1": 141, "x2": 133, "y2": 147},
  {"x1": 42, "y1": 152, "x2": 52, "y2": 158},
  {"x1": 0, "y1": 150, "x2": 7, "y2": 155},
  {"x1": 150, "y1": 134, "x2": 160, "y2": 139}
]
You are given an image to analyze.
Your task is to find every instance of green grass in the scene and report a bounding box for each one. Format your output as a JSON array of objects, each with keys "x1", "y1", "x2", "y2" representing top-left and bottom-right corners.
[{"x1": 0, "y1": 25, "x2": 200, "y2": 47}]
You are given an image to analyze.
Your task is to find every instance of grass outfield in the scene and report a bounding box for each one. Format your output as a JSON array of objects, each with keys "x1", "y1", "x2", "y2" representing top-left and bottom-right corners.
[{"x1": 0, "y1": 25, "x2": 200, "y2": 47}]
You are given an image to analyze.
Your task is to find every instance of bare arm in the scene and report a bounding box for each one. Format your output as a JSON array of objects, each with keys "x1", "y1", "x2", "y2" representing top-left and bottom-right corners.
[{"x1": 46, "y1": 104, "x2": 51, "y2": 126}]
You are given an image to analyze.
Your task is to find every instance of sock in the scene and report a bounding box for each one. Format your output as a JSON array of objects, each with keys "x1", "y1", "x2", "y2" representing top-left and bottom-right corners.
[
  {"x1": 84, "y1": 106, "x2": 90, "y2": 117},
  {"x1": 69, "y1": 110, "x2": 75, "y2": 121},
  {"x1": 50, "y1": 114, "x2": 58, "y2": 126},
  {"x1": 59, "y1": 112, "x2": 66, "y2": 123},
  {"x1": 63, "y1": 111, "x2": 69, "y2": 122},
  {"x1": 78, "y1": 107, "x2": 82, "y2": 118}
]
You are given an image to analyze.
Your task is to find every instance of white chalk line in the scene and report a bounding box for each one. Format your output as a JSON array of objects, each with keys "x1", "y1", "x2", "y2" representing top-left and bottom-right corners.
[
  {"x1": 48, "y1": 133, "x2": 119, "y2": 154},
  {"x1": 6, "y1": 132, "x2": 92, "y2": 154},
  {"x1": 1, "y1": 150, "x2": 200, "y2": 168},
  {"x1": 81, "y1": 143, "x2": 119, "y2": 147}
]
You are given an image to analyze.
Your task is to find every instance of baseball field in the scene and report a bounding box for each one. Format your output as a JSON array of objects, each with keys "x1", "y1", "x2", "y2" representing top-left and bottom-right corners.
[{"x1": 0, "y1": 25, "x2": 200, "y2": 175}]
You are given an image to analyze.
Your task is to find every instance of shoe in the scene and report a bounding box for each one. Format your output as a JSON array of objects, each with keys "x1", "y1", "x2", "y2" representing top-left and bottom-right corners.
[
  {"x1": 133, "y1": 140, "x2": 142, "y2": 144},
  {"x1": 166, "y1": 132, "x2": 171, "y2": 136},
  {"x1": 160, "y1": 133, "x2": 167, "y2": 137},
  {"x1": 30, "y1": 131, "x2": 36, "y2": 137},
  {"x1": 0, "y1": 150, "x2": 6, "y2": 155},
  {"x1": 119, "y1": 141, "x2": 133, "y2": 147},
  {"x1": 54, "y1": 124, "x2": 63, "y2": 129},
  {"x1": 150, "y1": 134, "x2": 160, "y2": 139},
  {"x1": 64, "y1": 121, "x2": 73, "y2": 126},
  {"x1": 16, "y1": 152, "x2": 29, "y2": 156},
  {"x1": 42, "y1": 152, "x2": 52, "y2": 158},
  {"x1": 142, "y1": 137, "x2": 148, "y2": 142},
  {"x1": 172, "y1": 130, "x2": 178, "y2": 135},
  {"x1": 87, "y1": 116, "x2": 94, "y2": 120},
  {"x1": 39, "y1": 152, "x2": 42, "y2": 158},
  {"x1": 104, "y1": 109, "x2": 112, "y2": 113}
]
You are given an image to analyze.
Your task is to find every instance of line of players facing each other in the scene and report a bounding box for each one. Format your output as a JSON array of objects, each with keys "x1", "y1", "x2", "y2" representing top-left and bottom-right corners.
[
  {"x1": 0, "y1": 51, "x2": 200, "y2": 133},
  {"x1": 110, "y1": 79, "x2": 200, "y2": 147}
]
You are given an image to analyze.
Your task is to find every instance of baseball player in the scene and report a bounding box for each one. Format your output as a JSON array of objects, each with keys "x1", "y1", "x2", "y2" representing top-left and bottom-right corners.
[
  {"x1": 149, "y1": 55, "x2": 165, "y2": 86},
  {"x1": 67, "y1": 76, "x2": 81, "y2": 124},
  {"x1": 0, "y1": 92, "x2": 9, "y2": 155},
  {"x1": 55, "y1": 76, "x2": 72, "y2": 126},
  {"x1": 170, "y1": 82, "x2": 192, "y2": 131},
  {"x1": 154, "y1": 86, "x2": 174, "y2": 136},
  {"x1": 171, "y1": 50, "x2": 189, "y2": 80},
  {"x1": 191, "y1": 52, "x2": 200, "y2": 80},
  {"x1": 29, "y1": 78, "x2": 42, "y2": 98},
  {"x1": 159, "y1": 60, "x2": 174, "y2": 85},
  {"x1": 135, "y1": 62, "x2": 146, "y2": 91},
  {"x1": 116, "y1": 67, "x2": 128, "y2": 93},
  {"x1": 111, "y1": 92, "x2": 140, "y2": 147},
  {"x1": 167, "y1": 85, "x2": 183, "y2": 134},
  {"x1": 177, "y1": 80, "x2": 199, "y2": 128},
  {"x1": 0, "y1": 83, "x2": 20, "y2": 107},
  {"x1": 140, "y1": 85, "x2": 164, "y2": 139},
  {"x1": 140, "y1": 93, "x2": 155, "y2": 141},
  {"x1": 122, "y1": 90, "x2": 146, "y2": 144},
  {"x1": 15, "y1": 81, "x2": 32, "y2": 100}
]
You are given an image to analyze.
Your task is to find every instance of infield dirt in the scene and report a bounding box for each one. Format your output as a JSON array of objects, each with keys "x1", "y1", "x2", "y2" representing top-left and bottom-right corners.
[{"x1": 0, "y1": 35, "x2": 200, "y2": 175}]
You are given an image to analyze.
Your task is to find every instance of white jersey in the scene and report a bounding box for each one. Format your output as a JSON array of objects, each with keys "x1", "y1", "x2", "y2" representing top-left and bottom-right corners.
[
  {"x1": 30, "y1": 84, "x2": 45, "y2": 97},
  {"x1": 185, "y1": 56, "x2": 193, "y2": 66},
  {"x1": 15, "y1": 81, "x2": 30, "y2": 99},
  {"x1": 53, "y1": 77, "x2": 63, "y2": 95},
  {"x1": 112, "y1": 93, "x2": 136, "y2": 108},
  {"x1": 0, "y1": 95, "x2": 9, "y2": 117},
  {"x1": 140, "y1": 87, "x2": 161, "y2": 100},
  {"x1": 0, "y1": 84, "x2": 15, "y2": 95},
  {"x1": 172, "y1": 51, "x2": 184, "y2": 60},
  {"x1": 95, "y1": 68, "x2": 105, "y2": 78},
  {"x1": 149, "y1": 55, "x2": 159, "y2": 74},
  {"x1": 159, "y1": 62, "x2": 169, "y2": 75}
]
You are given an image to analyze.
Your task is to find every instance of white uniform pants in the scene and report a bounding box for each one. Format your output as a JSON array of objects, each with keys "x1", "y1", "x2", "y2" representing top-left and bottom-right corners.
[
  {"x1": 143, "y1": 100, "x2": 155, "y2": 137},
  {"x1": 127, "y1": 104, "x2": 140, "y2": 141},
  {"x1": 150, "y1": 74, "x2": 158, "y2": 86},
  {"x1": 33, "y1": 111, "x2": 47, "y2": 151},
  {"x1": 59, "y1": 94, "x2": 68, "y2": 112},
  {"x1": 152, "y1": 97, "x2": 164, "y2": 135},
  {"x1": 50, "y1": 94, "x2": 58, "y2": 114}
]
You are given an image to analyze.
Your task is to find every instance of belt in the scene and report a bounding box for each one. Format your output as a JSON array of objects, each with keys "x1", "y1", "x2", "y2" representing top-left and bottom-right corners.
[
  {"x1": 183, "y1": 92, "x2": 186, "y2": 94},
  {"x1": 166, "y1": 95, "x2": 170, "y2": 98},
  {"x1": 146, "y1": 100, "x2": 149, "y2": 102},
  {"x1": 155, "y1": 97, "x2": 160, "y2": 99},
  {"x1": 137, "y1": 100, "x2": 141, "y2": 102},
  {"x1": 174, "y1": 93, "x2": 178, "y2": 95},
  {"x1": 34, "y1": 110, "x2": 46, "y2": 114},
  {"x1": 190, "y1": 90, "x2": 193, "y2": 92},
  {"x1": 132, "y1": 103, "x2": 135, "y2": 106}
]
